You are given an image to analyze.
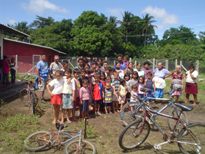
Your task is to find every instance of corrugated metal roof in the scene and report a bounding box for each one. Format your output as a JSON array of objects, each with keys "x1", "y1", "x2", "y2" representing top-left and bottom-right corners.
[
  {"x1": 4, "y1": 38, "x2": 66, "y2": 55},
  {"x1": 0, "y1": 23, "x2": 30, "y2": 37}
]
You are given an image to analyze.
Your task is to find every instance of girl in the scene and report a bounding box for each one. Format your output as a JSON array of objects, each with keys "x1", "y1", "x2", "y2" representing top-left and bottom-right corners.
[
  {"x1": 138, "y1": 76, "x2": 145, "y2": 99},
  {"x1": 10, "y1": 57, "x2": 16, "y2": 84},
  {"x1": 92, "y1": 73, "x2": 104, "y2": 116},
  {"x1": 47, "y1": 70, "x2": 64, "y2": 124},
  {"x1": 185, "y1": 64, "x2": 199, "y2": 105},
  {"x1": 61, "y1": 69, "x2": 74, "y2": 124},
  {"x1": 130, "y1": 85, "x2": 139, "y2": 111},
  {"x1": 145, "y1": 72, "x2": 154, "y2": 97},
  {"x1": 79, "y1": 79, "x2": 90, "y2": 118},
  {"x1": 104, "y1": 82, "x2": 114, "y2": 114},
  {"x1": 72, "y1": 69, "x2": 81, "y2": 119},
  {"x1": 118, "y1": 80, "x2": 127, "y2": 111}
]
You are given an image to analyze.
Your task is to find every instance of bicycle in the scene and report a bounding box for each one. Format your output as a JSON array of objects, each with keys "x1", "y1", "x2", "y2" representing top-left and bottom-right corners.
[
  {"x1": 118, "y1": 97, "x2": 201, "y2": 153},
  {"x1": 20, "y1": 81, "x2": 44, "y2": 116},
  {"x1": 24, "y1": 118, "x2": 96, "y2": 154},
  {"x1": 120, "y1": 94, "x2": 188, "y2": 131}
]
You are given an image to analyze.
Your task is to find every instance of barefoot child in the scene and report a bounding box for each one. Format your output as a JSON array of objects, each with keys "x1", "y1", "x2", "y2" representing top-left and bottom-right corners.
[
  {"x1": 47, "y1": 70, "x2": 64, "y2": 124},
  {"x1": 104, "y1": 82, "x2": 114, "y2": 114},
  {"x1": 118, "y1": 80, "x2": 127, "y2": 111},
  {"x1": 79, "y1": 79, "x2": 91, "y2": 118},
  {"x1": 61, "y1": 69, "x2": 74, "y2": 124},
  {"x1": 130, "y1": 85, "x2": 139, "y2": 111}
]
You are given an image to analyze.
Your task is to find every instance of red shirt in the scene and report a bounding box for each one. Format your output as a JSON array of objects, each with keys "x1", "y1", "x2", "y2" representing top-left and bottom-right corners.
[{"x1": 93, "y1": 83, "x2": 102, "y2": 101}]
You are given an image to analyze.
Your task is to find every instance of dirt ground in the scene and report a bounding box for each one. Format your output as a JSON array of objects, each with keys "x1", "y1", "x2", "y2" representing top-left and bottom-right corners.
[{"x1": 0, "y1": 94, "x2": 205, "y2": 154}]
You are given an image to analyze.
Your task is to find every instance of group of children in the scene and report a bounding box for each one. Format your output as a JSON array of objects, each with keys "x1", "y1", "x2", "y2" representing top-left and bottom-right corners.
[{"x1": 45, "y1": 57, "x2": 171, "y2": 125}]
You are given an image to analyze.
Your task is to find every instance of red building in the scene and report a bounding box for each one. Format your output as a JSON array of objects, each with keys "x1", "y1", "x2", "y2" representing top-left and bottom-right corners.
[{"x1": 0, "y1": 23, "x2": 65, "y2": 73}]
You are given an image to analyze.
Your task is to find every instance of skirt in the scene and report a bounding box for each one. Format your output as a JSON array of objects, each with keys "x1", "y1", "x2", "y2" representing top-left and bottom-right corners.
[{"x1": 185, "y1": 83, "x2": 198, "y2": 94}]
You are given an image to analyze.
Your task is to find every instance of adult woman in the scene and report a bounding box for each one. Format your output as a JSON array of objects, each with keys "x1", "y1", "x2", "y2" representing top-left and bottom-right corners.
[{"x1": 185, "y1": 64, "x2": 199, "y2": 105}]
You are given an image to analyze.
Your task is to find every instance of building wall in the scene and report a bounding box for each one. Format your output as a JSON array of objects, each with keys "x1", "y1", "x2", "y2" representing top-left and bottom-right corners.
[{"x1": 3, "y1": 39, "x2": 60, "y2": 73}]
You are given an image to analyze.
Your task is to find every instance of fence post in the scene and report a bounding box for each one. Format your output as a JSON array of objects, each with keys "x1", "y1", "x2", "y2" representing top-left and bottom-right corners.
[
  {"x1": 15, "y1": 54, "x2": 18, "y2": 73},
  {"x1": 165, "y1": 59, "x2": 169, "y2": 70},
  {"x1": 175, "y1": 59, "x2": 178, "y2": 68},
  {"x1": 129, "y1": 57, "x2": 132, "y2": 63},
  {"x1": 196, "y1": 60, "x2": 199, "y2": 73},
  {"x1": 152, "y1": 58, "x2": 155, "y2": 70},
  {"x1": 180, "y1": 60, "x2": 182, "y2": 66},
  {"x1": 114, "y1": 60, "x2": 116, "y2": 66},
  {"x1": 105, "y1": 57, "x2": 107, "y2": 61},
  {"x1": 134, "y1": 60, "x2": 137, "y2": 69}
]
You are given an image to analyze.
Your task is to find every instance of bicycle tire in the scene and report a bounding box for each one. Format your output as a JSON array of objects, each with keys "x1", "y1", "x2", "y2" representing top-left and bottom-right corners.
[
  {"x1": 65, "y1": 140, "x2": 97, "y2": 154},
  {"x1": 177, "y1": 128, "x2": 201, "y2": 154},
  {"x1": 118, "y1": 118, "x2": 150, "y2": 150},
  {"x1": 24, "y1": 131, "x2": 51, "y2": 152},
  {"x1": 167, "y1": 108, "x2": 188, "y2": 131}
]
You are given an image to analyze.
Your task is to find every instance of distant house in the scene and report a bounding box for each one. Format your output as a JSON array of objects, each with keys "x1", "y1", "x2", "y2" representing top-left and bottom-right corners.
[{"x1": 0, "y1": 23, "x2": 65, "y2": 73}]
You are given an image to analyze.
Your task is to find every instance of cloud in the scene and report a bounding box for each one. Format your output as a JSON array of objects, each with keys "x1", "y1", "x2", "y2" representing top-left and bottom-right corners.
[
  {"x1": 7, "y1": 19, "x2": 17, "y2": 25},
  {"x1": 142, "y1": 6, "x2": 178, "y2": 29},
  {"x1": 107, "y1": 8, "x2": 124, "y2": 19},
  {"x1": 24, "y1": 0, "x2": 68, "y2": 14}
]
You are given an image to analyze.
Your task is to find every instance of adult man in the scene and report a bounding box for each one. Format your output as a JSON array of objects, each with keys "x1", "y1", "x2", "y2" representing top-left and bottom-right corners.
[
  {"x1": 154, "y1": 62, "x2": 170, "y2": 79},
  {"x1": 50, "y1": 55, "x2": 63, "y2": 77},
  {"x1": 142, "y1": 61, "x2": 153, "y2": 79},
  {"x1": 36, "y1": 55, "x2": 50, "y2": 101}
]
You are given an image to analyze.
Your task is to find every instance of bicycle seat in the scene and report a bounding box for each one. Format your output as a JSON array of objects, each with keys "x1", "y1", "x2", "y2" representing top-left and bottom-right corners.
[{"x1": 175, "y1": 103, "x2": 193, "y2": 112}]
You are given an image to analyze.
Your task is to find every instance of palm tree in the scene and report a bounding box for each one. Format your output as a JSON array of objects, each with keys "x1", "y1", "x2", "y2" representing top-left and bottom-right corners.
[{"x1": 142, "y1": 13, "x2": 156, "y2": 45}]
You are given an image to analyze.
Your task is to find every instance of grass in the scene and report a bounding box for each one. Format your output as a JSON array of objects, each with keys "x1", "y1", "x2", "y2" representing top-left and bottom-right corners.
[{"x1": 0, "y1": 114, "x2": 39, "y2": 153}]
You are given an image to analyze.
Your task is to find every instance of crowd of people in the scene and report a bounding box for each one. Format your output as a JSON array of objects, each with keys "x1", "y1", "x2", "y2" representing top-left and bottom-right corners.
[
  {"x1": 35, "y1": 54, "x2": 199, "y2": 125},
  {"x1": 0, "y1": 56, "x2": 16, "y2": 85}
]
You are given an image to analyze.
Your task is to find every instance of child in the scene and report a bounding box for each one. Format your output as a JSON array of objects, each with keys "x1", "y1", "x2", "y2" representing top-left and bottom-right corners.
[
  {"x1": 104, "y1": 82, "x2": 114, "y2": 114},
  {"x1": 145, "y1": 72, "x2": 154, "y2": 97},
  {"x1": 138, "y1": 76, "x2": 145, "y2": 99},
  {"x1": 79, "y1": 79, "x2": 90, "y2": 118},
  {"x1": 118, "y1": 80, "x2": 127, "y2": 111},
  {"x1": 92, "y1": 73, "x2": 104, "y2": 116},
  {"x1": 153, "y1": 76, "x2": 166, "y2": 98},
  {"x1": 72, "y1": 69, "x2": 81, "y2": 119},
  {"x1": 61, "y1": 69, "x2": 74, "y2": 124},
  {"x1": 130, "y1": 85, "x2": 139, "y2": 111},
  {"x1": 47, "y1": 70, "x2": 64, "y2": 124},
  {"x1": 111, "y1": 71, "x2": 121, "y2": 112}
]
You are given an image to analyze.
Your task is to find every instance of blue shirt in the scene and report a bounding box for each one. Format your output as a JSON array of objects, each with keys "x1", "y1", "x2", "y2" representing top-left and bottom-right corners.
[
  {"x1": 154, "y1": 68, "x2": 170, "y2": 78},
  {"x1": 36, "y1": 60, "x2": 49, "y2": 78}
]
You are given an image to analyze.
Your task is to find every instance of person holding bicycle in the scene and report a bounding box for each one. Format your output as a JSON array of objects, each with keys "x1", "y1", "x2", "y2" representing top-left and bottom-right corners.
[{"x1": 36, "y1": 55, "x2": 50, "y2": 101}]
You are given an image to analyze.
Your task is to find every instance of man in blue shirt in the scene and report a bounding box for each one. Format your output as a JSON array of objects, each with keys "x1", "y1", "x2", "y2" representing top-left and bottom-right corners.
[{"x1": 36, "y1": 55, "x2": 50, "y2": 101}]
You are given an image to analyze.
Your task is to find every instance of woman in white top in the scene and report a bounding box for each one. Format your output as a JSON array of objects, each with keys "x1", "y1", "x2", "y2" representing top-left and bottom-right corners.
[{"x1": 185, "y1": 64, "x2": 199, "y2": 105}]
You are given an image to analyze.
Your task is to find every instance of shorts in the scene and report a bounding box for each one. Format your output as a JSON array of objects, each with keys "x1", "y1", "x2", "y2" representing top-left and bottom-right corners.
[
  {"x1": 118, "y1": 96, "x2": 126, "y2": 104},
  {"x1": 51, "y1": 94, "x2": 62, "y2": 105},
  {"x1": 38, "y1": 77, "x2": 48, "y2": 92},
  {"x1": 62, "y1": 94, "x2": 73, "y2": 109},
  {"x1": 94, "y1": 100, "x2": 103, "y2": 105},
  {"x1": 154, "y1": 88, "x2": 164, "y2": 98},
  {"x1": 81, "y1": 100, "x2": 89, "y2": 112},
  {"x1": 185, "y1": 83, "x2": 198, "y2": 94},
  {"x1": 105, "y1": 102, "x2": 113, "y2": 107}
]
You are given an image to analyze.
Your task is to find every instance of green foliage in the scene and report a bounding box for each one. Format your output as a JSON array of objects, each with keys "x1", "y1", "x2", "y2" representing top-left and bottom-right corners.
[{"x1": 0, "y1": 114, "x2": 39, "y2": 153}]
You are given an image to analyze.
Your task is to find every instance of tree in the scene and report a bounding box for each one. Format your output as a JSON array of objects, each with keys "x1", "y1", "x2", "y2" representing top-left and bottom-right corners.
[
  {"x1": 9, "y1": 21, "x2": 31, "y2": 34},
  {"x1": 162, "y1": 26, "x2": 198, "y2": 45},
  {"x1": 30, "y1": 16, "x2": 55, "y2": 29}
]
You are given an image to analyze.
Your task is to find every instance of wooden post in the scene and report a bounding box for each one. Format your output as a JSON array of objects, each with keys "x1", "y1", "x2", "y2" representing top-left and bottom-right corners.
[
  {"x1": 152, "y1": 58, "x2": 155, "y2": 70},
  {"x1": 134, "y1": 60, "x2": 137, "y2": 69},
  {"x1": 175, "y1": 59, "x2": 178, "y2": 68},
  {"x1": 165, "y1": 59, "x2": 169, "y2": 70},
  {"x1": 84, "y1": 118, "x2": 87, "y2": 139},
  {"x1": 129, "y1": 57, "x2": 132, "y2": 63},
  {"x1": 15, "y1": 55, "x2": 18, "y2": 73},
  {"x1": 196, "y1": 60, "x2": 199, "y2": 73}
]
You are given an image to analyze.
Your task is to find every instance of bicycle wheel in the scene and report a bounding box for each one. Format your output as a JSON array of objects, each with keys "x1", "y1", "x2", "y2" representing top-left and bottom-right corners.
[
  {"x1": 65, "y1": 140, "x2": 96, "y2": 154},
  {"x1": 119, "y1": 118, "x2": 150, "y2": 150},
  {"x1": 24, "y1": 131, "x2": 51, "y2": 152},
  {"x1": 167, "y1": 108, "x2": 188, "y2": 131},
  {"x1": 177, "y1": 128, "x2": 201, "y2": 154}
]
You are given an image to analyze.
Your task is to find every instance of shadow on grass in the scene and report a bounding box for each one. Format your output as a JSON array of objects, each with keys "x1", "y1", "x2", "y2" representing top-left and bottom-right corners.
[{"x1": 122, "y1": 142, "x2": 153, "y2": 153}]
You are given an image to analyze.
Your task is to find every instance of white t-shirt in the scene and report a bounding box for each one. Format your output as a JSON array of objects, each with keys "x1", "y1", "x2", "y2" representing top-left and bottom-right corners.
[
  {"x1": 48, "y1": 78, "x2": 64, "y2": 94},
  {"x1": 134, "y1": 69, "x2": 145, "y2": 77},
  {"x1": 62, "y1": 77, "x2": 75, "y2": 94},
  {"x1": 186, "y1": 70, "x2": 198, "y2": 83},
  {"x1": 153, "y1": 76, "x2": 166, "y2": 89},
  {"x1": 50, "y1": 62, "x2": 63, "y2": 74},
  {"x1": 130, "y1": 91, "x2": 139, "y2": 102}
]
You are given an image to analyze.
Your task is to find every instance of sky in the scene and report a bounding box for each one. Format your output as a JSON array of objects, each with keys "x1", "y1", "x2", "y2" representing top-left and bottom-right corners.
[{"x1": 0, "y1": 0, "x2": 205, "y2": 38}]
